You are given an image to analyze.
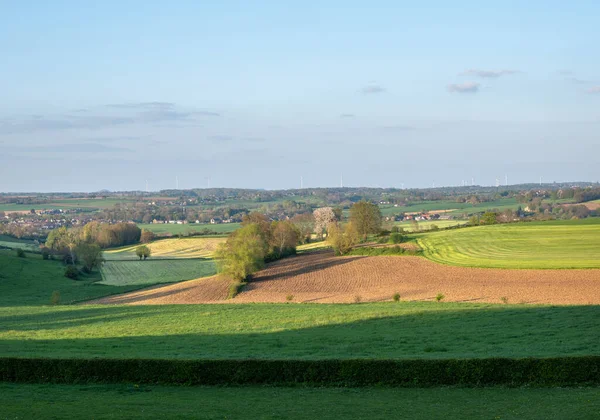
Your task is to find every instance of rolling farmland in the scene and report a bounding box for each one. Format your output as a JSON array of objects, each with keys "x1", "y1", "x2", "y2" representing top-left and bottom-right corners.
[
  {"x1": 100, "y1": 259, "x2": 217, "y2": 286},
  {"x1": 418, "y1": 219, "x2": 600, "y2": 269},
  {"x1": 103, "y1": 237, "x2": 225, "y2": 260}
]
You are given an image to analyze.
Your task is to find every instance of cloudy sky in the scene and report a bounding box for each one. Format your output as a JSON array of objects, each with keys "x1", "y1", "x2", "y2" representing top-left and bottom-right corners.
[{"x1": 1, "y1": 1, "x2": 599, "y2": 192}]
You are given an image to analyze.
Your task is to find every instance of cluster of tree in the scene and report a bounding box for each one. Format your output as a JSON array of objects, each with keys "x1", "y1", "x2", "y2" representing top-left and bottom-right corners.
[
  {"x1": 325, "y1": 201, "x2": 383, "y2": 255},
  {"x1": 79, "y1": 221, "x2": 141, "y2": 248},
  {"x1": 215, "y1": 213, "x2": 300, "y2": 281}
]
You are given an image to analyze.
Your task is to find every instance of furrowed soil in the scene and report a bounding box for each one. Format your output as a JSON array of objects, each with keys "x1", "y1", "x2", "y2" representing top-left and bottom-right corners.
[{"x1": 92, "y1": 250, "x2": 600, "y2": 305}]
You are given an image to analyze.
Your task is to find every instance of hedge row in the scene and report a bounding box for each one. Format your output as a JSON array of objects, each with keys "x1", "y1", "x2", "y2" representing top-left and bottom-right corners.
[{"x1": 1, "y1": 357, "x2": 599, "y2": 387}]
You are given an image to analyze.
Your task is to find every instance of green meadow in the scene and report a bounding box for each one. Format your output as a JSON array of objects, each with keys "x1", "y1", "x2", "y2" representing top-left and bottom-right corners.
[
  {"x1": 137, "y1": 222, "x2": 240, "y2": 235},
  {"x1": 1, "y1": 383, "x2": 598, "y2": 420},
  {"x1": 100, "y1": 259, "x2": 216, "y2": 286},
  {"x1": 418, "y1": 219, "x2": 600, "y2": 269}
]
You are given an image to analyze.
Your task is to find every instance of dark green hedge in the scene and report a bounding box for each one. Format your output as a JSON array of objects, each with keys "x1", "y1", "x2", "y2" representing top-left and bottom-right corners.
[{"x1": 0, "y1": 357, "x2": 598, "y2": 387}]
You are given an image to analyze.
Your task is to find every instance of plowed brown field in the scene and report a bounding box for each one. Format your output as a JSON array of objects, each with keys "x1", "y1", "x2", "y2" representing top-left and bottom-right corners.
[{"x1": 90, "y1": 250, "x2": 600, "y2": 305}]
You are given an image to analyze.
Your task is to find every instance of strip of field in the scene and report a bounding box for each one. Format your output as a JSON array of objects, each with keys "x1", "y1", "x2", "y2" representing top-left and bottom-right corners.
[
  {"x1": 103, "y1": 237, "x2": 225, "y2": 260},
  {"x1": 391, "y1": 220, "x2": 467, "y2": 232},
  {"x1": 3, "y1": 383, "x2": 598, "y2": 420},
  {"x1": 100, "y1": 259, "x2": 217, "y2": 286},
  {"x1": 418, "y1": 219, "x2": 600, "y2": 269},
  {"x1": 2, "y1": 303, "x2": 599, "y2": 360},
  {"x1": 137, "y1": 222, "x2": 240, "y2": 235}
]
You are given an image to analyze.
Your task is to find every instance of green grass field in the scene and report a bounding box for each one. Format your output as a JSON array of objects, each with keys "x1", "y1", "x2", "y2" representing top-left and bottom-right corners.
[
  {"x1": 1, "y1": 383, "x2": 598, "y2": 420},
  {"x1": 418, "y1": 219, "x2": 600, "y2": 269},
  {"x1": 0, "y1": 198, "x2": 135, "y2": 212},
  {"x1": 379, "y1": 198, "x2": 519, "y2": 216},
  {"x1": 137, "y1": 222, "x2": 240, "y2": 235},
  {"x1": 0, "y1": 235, "x2": 39, "y2": 251},
  {"x1": 0, "y1": 251, "x2": 143, "y2": 306},
  {"x1": 1, "y1": 303, "x2": 598, "y2": 360},
  {"x1": 100, "y1": 259, "x2": 217, "y2": 286}
]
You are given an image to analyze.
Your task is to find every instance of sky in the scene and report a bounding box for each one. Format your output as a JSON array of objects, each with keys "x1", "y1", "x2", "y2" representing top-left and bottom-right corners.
[{"x1": 1, "y1": 0, "x2": 599, "y2": 192}]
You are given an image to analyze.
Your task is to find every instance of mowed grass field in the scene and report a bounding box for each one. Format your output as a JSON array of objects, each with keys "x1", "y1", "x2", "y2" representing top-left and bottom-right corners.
[
  {"x1": 0, "y1": 198, "x2": 135, "y2": 212},
  {"x1": 1, "y1": 303, "x2": 598, "y2": 360},
  {"x1": 103, "y1": 237, "x2": 225, "y2": 260},
  {"x1": 418, "y1": 219, "x2": 600, "y2": 269},
  {"x1": 100, "y1": 259, "x2": 216, "y2": 286},
  {"x1": 0, "y1": 235, "x2": 39, "y2": 251},
  {"x1": 379, "y1": 197, "x2": 519, "y2": 216},
  {"x1": 2, "y1": 383, "x2": 598, "y2": 420},
  {"x1": 391, "y1": 219, "x2": 467, "y2": 232},
  {"x1": 137, "y1": 222, "x2": 240, "y2": 235}
]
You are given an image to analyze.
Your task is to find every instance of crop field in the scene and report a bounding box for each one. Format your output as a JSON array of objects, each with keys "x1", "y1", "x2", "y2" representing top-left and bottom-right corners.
[
  {"x1": 100, "y1": 259, "x2": 217, "y2": 286},
  {"x1": 96, "y1": 249, "x2": 600, "y2": 305},
  {"x1": 104, "y1": 237, "x2": 225, "y2": 260},
  {"x1": 418, "y1": 219, "x2": 600, "y2": 269},
  {"x1": 137, "y1": 222, "x2": 240, "y2": 235},
  {"x1": 2, "y1": 383, "x2": 598, "y2": 420},
  {"x1": 0, "y1": 235, "x2": 39, "y2": 251},
  {"x1": 391, "y1": 219, "x2": 467, "y2": 231}
]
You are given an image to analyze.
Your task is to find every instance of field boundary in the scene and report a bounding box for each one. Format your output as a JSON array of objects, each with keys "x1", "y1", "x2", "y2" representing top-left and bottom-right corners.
[{"x1": 1, "y1": 357, "x2": 598, "y2": 387}]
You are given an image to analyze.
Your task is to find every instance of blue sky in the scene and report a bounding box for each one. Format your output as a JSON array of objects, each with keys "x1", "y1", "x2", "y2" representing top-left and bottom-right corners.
[{"x1": 1, "y1": 1, "x2": 599, "y2": 192}]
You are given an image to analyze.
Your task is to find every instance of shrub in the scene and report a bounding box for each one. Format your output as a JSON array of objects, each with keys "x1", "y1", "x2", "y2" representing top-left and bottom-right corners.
[
  {"x1": 135, "y1": 245, "x2": 151, "y2": 261},
  {"x1": 286, "y1": 294, "x2": 294, "y2": 302},
  {"x1": 227, "y1": 281, "x2": 246, "y2": 299},
  {"x1": 16, "y1": 248, "x2": 26, "y2": 258},
  {"x1": 500, "y1": 296, "x2": 509, "y2": 304},
  {"x1": 435, "y1": 293, "x2": 445, "y2": 302},
  {"x1": 50, "y1": 291, "x2": 61, "y2": 305},
  {"x1": 389, "y1": 232, "x2": 404, "y2": 244},
  {"x1": 64, "y1": 265, "x2": 79, "y2": 280},
  {"x1": 392, "y1": 293, "x2": 401, "y2": 302},
  {"x1": 41, "y1": 247, "x2": 50, "y2": 260}
]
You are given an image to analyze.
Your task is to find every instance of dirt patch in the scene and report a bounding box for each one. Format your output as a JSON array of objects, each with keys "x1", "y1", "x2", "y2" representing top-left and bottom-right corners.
[
  {"x1": 88, "y1": 275, "x2": 231, "y2": 305},
  {"x1": 90, "y1": 250, "x2": 600, "y2": 306}
]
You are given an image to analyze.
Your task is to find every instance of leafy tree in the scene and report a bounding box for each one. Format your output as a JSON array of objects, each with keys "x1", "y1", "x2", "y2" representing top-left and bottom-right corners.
[
  {"x1": 215, "y1": 224, "x2": 268, "y2": 281},
  {"x1": 481, "y1": 212, "x2": 498, "y2": 225},
  {"x1": 135, "y1": 245, "x2": 151, "y2": 260},
  {"x1": 327, "y1": 222, "x2": 359, "y2": 255},
  {"x1": 290, "y1": 213, "x2": 314, "y2": 243},
  {"x1": 45, "y1": 226, "x2": 79, "y2": 265},
  {"x1": 349, "y1": 200, "x2": 382, "y2": 240},
  {"x1": 269, "y1": 220, "x2": 300, "y2": 258},
  {"x1": 76, "y1": 243, "x2": 105, "y2": 273},
  {"x1": 140, "y1": 229, "x2": 156, "y2": 243}
]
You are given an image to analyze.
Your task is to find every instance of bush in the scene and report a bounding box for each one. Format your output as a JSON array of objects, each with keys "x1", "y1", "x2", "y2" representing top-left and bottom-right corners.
[
  {"x1": 41, "y1": 247, "x2": 50, "y2": 260},
  {"x1": 435, "y1": 293, "x2": 445, "y2": 302},
  {"x1": 227, "y1": 281, "x2": 246, "y2": 299},
  {"x1": 389, "y1": 232, "x2": 404, "y2": 244},
  {"x1": 286, "y1": 294, "x2": 294, "y2": 302},
  {"x1": 50, "y1": 291, "x2": 61, "y2": 305},
  {"x1": 500, "y1": 296, "x2": 509, "y2": 304},
  {"x1": 64, "y1": 265, "x2": 79, "y2": 280},
  {"x1": 16, "y1": 248, "x2": 26, "y2": 258},
  {"x1": 392, "y1": 293, "x2": 401, "y2": 302}
]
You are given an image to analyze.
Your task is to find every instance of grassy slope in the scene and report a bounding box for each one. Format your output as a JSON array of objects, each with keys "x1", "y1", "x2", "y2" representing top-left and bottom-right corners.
[
  {"x1": 1, "y1": 303, "x2": 598, "y2": 360},
  {"x1": 137, "y1": 222, "x2": 240, "y2": 235},
  {"x1": 100, "y1": 259, "x2": 216, "y2": 286},
  {"x1": 0, "y1": 198, "x2": 134, "y2": 212},
  {"x1": 418, "y1": 218, "x2": 600, "y2": 269},
  {"x1": 0, "y1": 251, "x2": 144, "y2": 305},
  {"x1": 1, "y1": 383, "x2": 598, "y2": 420}
]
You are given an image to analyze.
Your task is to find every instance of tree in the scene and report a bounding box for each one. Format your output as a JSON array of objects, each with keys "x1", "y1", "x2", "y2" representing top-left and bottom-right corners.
[
  {"x1": 313, "y1": 207, "x2": 337, "y2": 239},
  {"x1": 327, "y1": 222, "x2": 359, "y2": 255},
  {"x1": 46, "y1": 226, "x2": 79, "y2": 265},
  {"x1": 140, "y1": 229, "x2": 156, "y2": 243},
  {"x1": 349, "y1": 200, "x2": 382, "y2": 240},
  {"x1": 481, "y1": 212, "x2": 498, "y2": 225},
  {"x1": 215, "y1": 224, "x2": 268, "y2": 281},
  {"x1": 135, "y1": 245, "x2": 151, "y2": 260},
  {"x1": 269, "y1": 220, "x2": 300, "y2": 258},
  {"x1": 290, "y1": 213, "x2": 314, "y2": 243},
  {"x1": 76, "y1": 243, "x2": 105, "y2": 273}
]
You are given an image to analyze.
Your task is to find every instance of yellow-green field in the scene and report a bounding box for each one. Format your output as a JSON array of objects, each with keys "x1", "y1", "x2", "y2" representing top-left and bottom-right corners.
[
  {"x1": 103, "y1": 237, "x2": 225, "y2": 260},
  {"x1": 391, "y1": 220, "x2": 467, "y2": 232},
  {"x1": 418, "y1": 219, "x2": 600, "y2": 269}
]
